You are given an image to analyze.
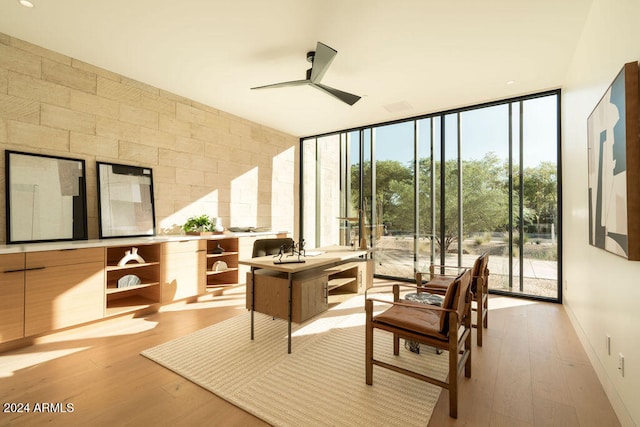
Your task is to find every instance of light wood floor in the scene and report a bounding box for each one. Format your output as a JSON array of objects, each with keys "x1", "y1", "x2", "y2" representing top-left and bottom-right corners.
[{"x1": 0, "y1": 285, "x2": 619, "y2": 427}]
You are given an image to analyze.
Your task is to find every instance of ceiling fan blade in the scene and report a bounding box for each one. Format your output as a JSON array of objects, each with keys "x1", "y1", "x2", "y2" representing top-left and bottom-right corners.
[
  {"x1": 313, "y1": 83, "x2": 361, "y2": 106},
  {"x1": 251, "y1": 79, "x2": 309, "y2": 90},
  {"x1": 310, "y1": 42, "x2": 337, "y2": 83}
]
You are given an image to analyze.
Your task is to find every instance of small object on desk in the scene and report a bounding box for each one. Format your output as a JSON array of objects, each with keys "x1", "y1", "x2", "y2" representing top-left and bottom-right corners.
[
  {"x1": 305, "y1": 251, "x2": 325, "y2": 257},
  {"x1": 273, "y1": 239, "x2": 306, "y2": 263},
  {"x1": 273, "y1": 259, "x2": 306, "y2": 264}
]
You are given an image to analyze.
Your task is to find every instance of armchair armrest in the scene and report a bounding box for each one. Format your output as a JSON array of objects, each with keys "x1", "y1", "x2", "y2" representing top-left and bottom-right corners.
[
  {"x1": 416, "y1": 266, "x2": 468, "y2": 284},
  {"x1": 365, "y1": 281, "x2": 449, "y2": 298},
  {"x1": 428, "y1": 264, "x2": 469, "y2": 275},
  {"x1": 366, "y1": 296, "x2": 456, "y2": 314}
]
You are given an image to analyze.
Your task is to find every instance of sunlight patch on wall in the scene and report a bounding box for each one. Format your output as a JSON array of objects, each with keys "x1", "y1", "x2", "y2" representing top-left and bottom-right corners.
[
  {"x1": 231, "y1": 167, "x2": 258, "y2": 227},
  {"x1": 271, "y1": 147, "x2": 295, "y2": 232},
  {"x1": 160, "y1": 189, "x2": 219, "y2": 233}
]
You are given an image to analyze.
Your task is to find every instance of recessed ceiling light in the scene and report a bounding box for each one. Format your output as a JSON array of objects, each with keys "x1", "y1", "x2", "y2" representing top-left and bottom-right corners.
[
  {"x1": 18, "y1": 0, "x2": 35, "y2": 7},
  {"x1": 506, "y1": 80, "x2": 515, "y2": 85},
  {"x1": 383, "y1": 100, "x2": 413, "y2": 113}
]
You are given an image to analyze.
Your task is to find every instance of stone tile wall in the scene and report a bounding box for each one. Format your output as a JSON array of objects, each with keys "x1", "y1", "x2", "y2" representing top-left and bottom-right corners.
[{"x1": 0, "y1": 33, "x2": 298, "y2": 242}]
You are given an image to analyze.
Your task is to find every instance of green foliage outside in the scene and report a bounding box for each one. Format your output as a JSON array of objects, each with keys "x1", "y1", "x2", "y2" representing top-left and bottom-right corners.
[{"x1": 351, "y1": 152, "x2": 557, "y2": 257}]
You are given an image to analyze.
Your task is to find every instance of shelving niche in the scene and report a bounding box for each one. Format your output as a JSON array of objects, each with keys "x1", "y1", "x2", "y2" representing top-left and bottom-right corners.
[
  {"x1": 105, "y1": 243, "x2": 161, "y2": 316},
  {"x1": 205, "y1": 237, "x2": 239, "y2": 288},
  {"x1": 325, "y1": 263, "x2": 360, "y2": 294}
]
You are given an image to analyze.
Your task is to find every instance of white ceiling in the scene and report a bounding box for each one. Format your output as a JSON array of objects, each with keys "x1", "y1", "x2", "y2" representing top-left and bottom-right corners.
[{"x1": 0, "y1": 0, "x2": 592, "y2": 137}]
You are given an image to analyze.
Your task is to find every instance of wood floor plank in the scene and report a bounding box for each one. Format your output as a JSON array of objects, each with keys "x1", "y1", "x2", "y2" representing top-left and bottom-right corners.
[
  {"x1": 532, "y1": 396, "x2": 580, "y2": 427},
  {"x1": 0, "y1": 288, "x2": 620, "y2": 427}
]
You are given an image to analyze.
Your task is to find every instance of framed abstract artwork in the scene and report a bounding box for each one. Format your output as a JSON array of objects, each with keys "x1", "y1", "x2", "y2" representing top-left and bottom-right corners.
[
  {"x1": 587, "y1": 61, "x2": 640, "y2": 259},
  {"x1": 97, "y1": 162, "x2": 156, "y2": 238},
  {"x1": 5, "y1": 150, "x2": 88, "y2": 243}
]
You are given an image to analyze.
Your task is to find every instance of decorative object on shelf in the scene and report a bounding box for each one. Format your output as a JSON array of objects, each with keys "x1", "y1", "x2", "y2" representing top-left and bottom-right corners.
[
  {"x1": 226, "y1": 226, "x2": 271, "y2": 233},
  {"x1": 273, "y1": 239, "x2": 306, "y2": 264},
  {"x1": 182, "y1": 214, "x2": 216, "y2": 235},
  {"x1": 212, "y1": 243, "x2": 225, "y2": 254},
  {"x1": 214, "y1": 217, "x2": 224, "y2": 233},
  {"x1": 117, "y1": 247, "x2": 146, "y2": 266},
  {"x1": 117, "y1": 274, "x2": 142, "y2": 288},
  {"x1": 212, "y1": 260, "x2": 228, "y2": 272}
]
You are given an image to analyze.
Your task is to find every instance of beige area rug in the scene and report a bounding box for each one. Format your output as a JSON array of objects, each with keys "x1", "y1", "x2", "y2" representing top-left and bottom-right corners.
[{"x1": 141, "y1": 295, "x2": 448, "y2": 427}]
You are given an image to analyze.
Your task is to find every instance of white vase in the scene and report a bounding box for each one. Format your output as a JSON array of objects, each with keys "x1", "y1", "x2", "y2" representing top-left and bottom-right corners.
[{"x1": 214, "y1": 217, "x2": 224, "y2": 232}]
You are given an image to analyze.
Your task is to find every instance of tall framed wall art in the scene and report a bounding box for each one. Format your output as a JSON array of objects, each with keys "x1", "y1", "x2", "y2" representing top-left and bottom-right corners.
[{"x1": 587, "y1": 61, "x2": 640, "y2": 259}]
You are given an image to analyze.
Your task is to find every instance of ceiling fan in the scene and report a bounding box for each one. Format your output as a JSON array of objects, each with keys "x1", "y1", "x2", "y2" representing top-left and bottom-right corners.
[{"x1": 251, "y1": 41, "x2": 361, "y2": 106}]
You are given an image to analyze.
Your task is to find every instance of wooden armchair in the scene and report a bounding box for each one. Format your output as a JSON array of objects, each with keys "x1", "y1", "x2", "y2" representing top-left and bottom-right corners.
[
  {"x1": 365, "y1": 269, "x2": 472, "y2": 418},
  {"x1": 416, "y1": 252, "x2": 489, "y2": 346}
]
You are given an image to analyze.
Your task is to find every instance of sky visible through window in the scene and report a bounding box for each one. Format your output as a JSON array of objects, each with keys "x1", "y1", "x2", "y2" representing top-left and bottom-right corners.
[{"x1": 371, "y1": 94, "x2": 558, "y2": 167}]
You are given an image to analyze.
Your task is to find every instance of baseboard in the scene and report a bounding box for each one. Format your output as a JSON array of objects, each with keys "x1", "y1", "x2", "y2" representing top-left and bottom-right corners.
[{"x1": 563, "y1": 301, "x2": 635, "y2": 427}]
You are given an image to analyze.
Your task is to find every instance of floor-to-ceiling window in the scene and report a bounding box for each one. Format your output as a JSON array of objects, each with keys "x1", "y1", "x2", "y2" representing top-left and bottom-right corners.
[
  {"x1": 372, "y1": 122, "x2": 415, "y2": 278},
  {"x1": 301, "y1": 90, "x2": 561, "y2": 301}
]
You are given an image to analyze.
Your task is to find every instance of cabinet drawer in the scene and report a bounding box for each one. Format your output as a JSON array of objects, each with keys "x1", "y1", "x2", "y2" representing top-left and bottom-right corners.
[
  {"x1": 1, "y1": 253, "x2": 25, "y2": 272},
  {"x1": 26, "y1": 247, "x2": 104, "y2": 269}
]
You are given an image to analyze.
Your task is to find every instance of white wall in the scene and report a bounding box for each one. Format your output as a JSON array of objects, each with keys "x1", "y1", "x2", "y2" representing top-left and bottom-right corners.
[{"x1": 562, "y1": 0, "x2": 640, "y2": 425}]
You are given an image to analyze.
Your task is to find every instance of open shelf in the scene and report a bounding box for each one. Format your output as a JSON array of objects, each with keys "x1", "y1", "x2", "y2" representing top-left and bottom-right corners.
[
  {"x1": 206, "y1": 267, "x2": 239, "y2": 276},
  {"x1": 105, "y1": 243, "x2": 162, "y2": 315},
  {"x1": 326, "y1": 264, "x2": 359, "y2": 294},
  {"x1": 105, "y1": 282, "x2": 160, "y2": 295},
  {"x1": 206, "y1": 251, "x2": 238, "y2": 258},
  {"x1": 105, "y1": 262, "x2": 160, "y2": 271},
  {"x1": 105, "y1": 295, "x2": 160, "y2": 316},
  {"x1": 328, "y1": 277, "x2": 356, "y2": 291},
  {"x1": 206, "y1": 238, "x2": 239, "y2": 288}
]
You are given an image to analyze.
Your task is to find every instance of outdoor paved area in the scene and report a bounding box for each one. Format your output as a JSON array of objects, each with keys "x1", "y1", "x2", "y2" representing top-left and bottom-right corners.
[{"x1": 373, "y1": 238, "x2": 559, "y2": 298}]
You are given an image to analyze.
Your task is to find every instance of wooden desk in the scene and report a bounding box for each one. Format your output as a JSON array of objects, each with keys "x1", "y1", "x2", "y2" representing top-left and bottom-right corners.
[{"x1": 238, "y1": 246, "x2": 371, "y2": 353}]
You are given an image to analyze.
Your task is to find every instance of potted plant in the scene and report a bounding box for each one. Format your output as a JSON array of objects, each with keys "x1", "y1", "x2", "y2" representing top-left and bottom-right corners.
[{"x1": 182, "y1": 214, "x2": 216, "y2": 235}]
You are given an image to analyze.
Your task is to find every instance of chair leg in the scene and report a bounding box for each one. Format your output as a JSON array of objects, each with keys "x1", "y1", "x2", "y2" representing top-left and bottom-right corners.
[
  {"x1": 393, "y1": 333, "x2": 400, "y2": 355},
  {"x1": 465, "y1": 324, "x2": 472, "y2": 379},
  {"x1": 365, "y1": 299, "x2": 373, "y2": 385},
  {"x1": 392, "y1": 284, "x2": 400, "y2": 355},
  {"x1": 476, "y1": 292, "x2": 483, "y2": 347},
  {"x1": 448, "y1": 312, "x2": 458, "y2": 418},
  {"x1": 483, "y1": 294, "x2": 489, "y2": 328}
]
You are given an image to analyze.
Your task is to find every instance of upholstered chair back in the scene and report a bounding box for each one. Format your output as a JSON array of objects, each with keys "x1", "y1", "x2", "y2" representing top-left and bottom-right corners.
[
  {"x1": 440, "y1": 269, "x2": 471, "y2": 334},
  {"x1": 470, "y1": 252, "x2": 489, "y2": 295},
  {"x1": 252, "y1": 238, "x2": 294, "y2": 258}
]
